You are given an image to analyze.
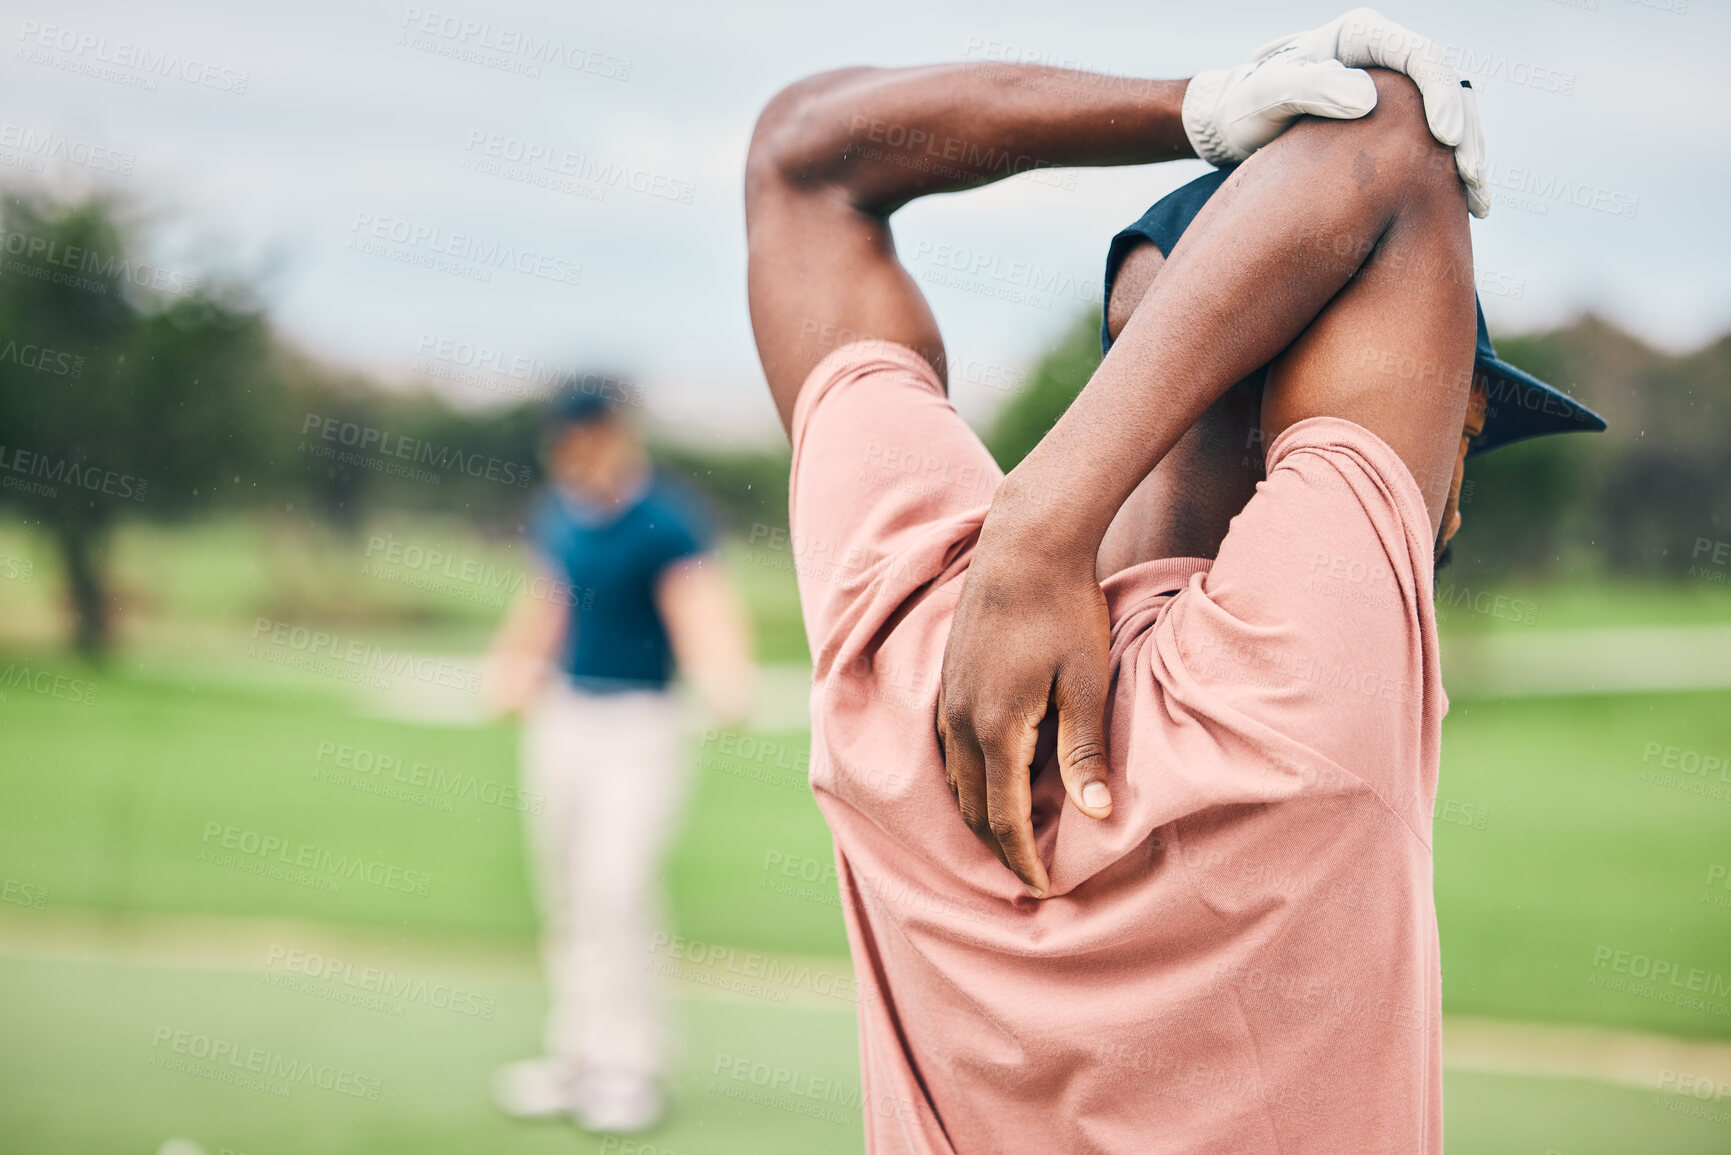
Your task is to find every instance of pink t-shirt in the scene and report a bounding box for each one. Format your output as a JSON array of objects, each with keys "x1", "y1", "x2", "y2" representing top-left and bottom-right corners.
[{"x1": 790, "y1": 340, "x2": 1447, "y2": 1154}]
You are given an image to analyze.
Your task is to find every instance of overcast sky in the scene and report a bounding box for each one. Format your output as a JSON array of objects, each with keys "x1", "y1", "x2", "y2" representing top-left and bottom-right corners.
[{"x1": 4, "y1": 0, "x2": 1724, "y2": 444}]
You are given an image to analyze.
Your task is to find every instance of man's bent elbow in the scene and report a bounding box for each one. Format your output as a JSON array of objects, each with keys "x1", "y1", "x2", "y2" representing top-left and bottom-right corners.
[{"x1": 745, "y1": 68, "x2": 873, "y2": 215}]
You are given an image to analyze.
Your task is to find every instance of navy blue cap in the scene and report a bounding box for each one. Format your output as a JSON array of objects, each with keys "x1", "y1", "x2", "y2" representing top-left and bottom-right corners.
[
  {"x1": 1101, "y1": 169, "x2": 1606, "y2": 457},
  {"x1": 543, "y1": 385, "x2": 619, "y2": 431}
]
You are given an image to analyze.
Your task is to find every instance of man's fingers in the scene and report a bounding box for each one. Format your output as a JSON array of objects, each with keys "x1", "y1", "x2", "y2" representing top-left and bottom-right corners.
[
  {"x1": 1455, "y1": 85, "x2": 1490, "y2": 218},
  {"x1": 1465, "y1": 182, "x2": 1491, "y2": 220},
  {"x1": 980, "y1": 717, "x2": 1048, "y2": 897},
  {"x1": 1054, "y1": 664, "x2": 1112, "y2": 820},
  {"x1": 1409, "y1": 61, "x2": 1488, "y2": 216},
  {"x1": 935, "y1": 683, "x2": 950, "y2": 760},
  {"x1": 1328, "y1": 8, "x2": 1488, "y2": 209},
  {"x1": 1337, "y1": 9, "x2": 1421, "y2": 74},
  {"x1": 1409, "y1": 64, "x2": 1467, "y2": 148},
  {"x1": 1341, "y1": 14, "x2": 1468, "y2": 149},
  {"x1": 946, "y1": 720, "x2": 992, "y2": 842},
  {"x1": 1250, "y1": 30, "x2": 1303, "y2": 63},
  {"x1": 1247, "y1": 8, "x2": 1488, "y2": 214},
  {"x1": 1268, "y1": 59, "x2": 1378, "y2": 122}
]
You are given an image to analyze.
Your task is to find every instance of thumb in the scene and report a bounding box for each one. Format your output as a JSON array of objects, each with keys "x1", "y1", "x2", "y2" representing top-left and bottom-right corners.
[
  {"x1": 1342, "y1": 17, "x2": 1467, "y2": 148},
  {"x1": 1249, "y1": 30, "x2": 1303, "y2": 63},
  {"x1": 1268, "y1": 58, "x2": 1379, "y2": 122},
  {"x1": 1054, "y1": 664, "x2": 1112, "y2": 819},
  {"x1": 1412, "y1": 65, "x2": 1467, "y2": 149},
  {"x1": 1454, "y1": 84, "x2": 1489, "y2": 218}
]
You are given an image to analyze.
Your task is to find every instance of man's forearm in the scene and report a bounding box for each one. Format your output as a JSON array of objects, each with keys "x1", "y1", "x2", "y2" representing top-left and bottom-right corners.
[
  {"x1": 758, "y1": 64, "x2": 1193, "y2": 212},
  {"x1": 990, "y1": 70, "x2": 1468, "y2": 565}
]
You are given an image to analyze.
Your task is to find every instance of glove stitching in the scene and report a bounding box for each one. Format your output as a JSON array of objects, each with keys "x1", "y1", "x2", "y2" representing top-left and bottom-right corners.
[{"x1": 1182, "y1": 69, "x2": 1244, "y2": 167}]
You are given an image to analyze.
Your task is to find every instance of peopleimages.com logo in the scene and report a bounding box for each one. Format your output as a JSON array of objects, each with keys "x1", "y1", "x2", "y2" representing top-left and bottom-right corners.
[
  {"x1": 0, "y1": 227, "x2": 200, "y2": 295},
  {"x1": 0, "y1": 337, "x2": 83, "y2": 378},
  {"x1": 0, "y1": 444, "x2": 148, "y2": 503},
  {"x1": 15, "y1": 20, "x2": 251, "y2": 94},
  {"x1": 299, "y1": 413, "x2": 532, "y2": 488},
  {"x1": 199, "y1": 820, "x2": 434, "y2": 897},
  {"x1": 0, "y1": 120, "x2": 136, "y2": 174},
  {"x1": 248, "y1": 616, "x2": 483, "y2": 694},
  {"x1": 149, "y1": 1026, "x2": 381, "y2": 1099},
  {"x1": 347, "y1": 211, "x2": 582, "y2": 288},
  {"x1": 0, "y1": 661, "x2": 98, "y2": 707}
]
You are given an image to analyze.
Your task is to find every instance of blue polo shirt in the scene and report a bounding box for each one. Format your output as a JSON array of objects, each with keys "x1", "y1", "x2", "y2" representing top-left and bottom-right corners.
[{"x1": 529, "y1": 472, "x2": 713, "y2": 693}]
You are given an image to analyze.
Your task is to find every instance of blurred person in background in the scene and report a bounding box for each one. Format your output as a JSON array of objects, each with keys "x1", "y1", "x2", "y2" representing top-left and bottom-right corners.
[{"x1": 483, "y1": 387, "x2": 755, "y2": 1134}]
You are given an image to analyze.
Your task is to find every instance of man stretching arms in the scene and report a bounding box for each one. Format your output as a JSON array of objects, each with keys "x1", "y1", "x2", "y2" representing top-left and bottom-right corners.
[{"x1": 745, "y1": 11, "x2": 1599, "y2": 1152}]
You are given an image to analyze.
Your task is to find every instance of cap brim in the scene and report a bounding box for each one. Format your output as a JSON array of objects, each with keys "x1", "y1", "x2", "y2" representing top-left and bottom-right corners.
[{"x1": 1470, "y1": 357, "x2": 1607, "y2": 457}]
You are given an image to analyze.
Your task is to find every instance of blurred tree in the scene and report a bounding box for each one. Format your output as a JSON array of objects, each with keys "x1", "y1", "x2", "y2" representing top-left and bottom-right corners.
[
  {"x1": 651, "y1": 440, "x2": 790, "y2": 535},
  {"x1": 0, "y1": 192, "x2": 285, "y2": 655},
  {"x1": 5, "y1": 181, "x2": 1723, "y2": 663},
  {"x1": 1493, "y1": 317, "x2": 1731, "y2": 577},
  {"x1": 279, "y1": 358, "x2": 386, "y2": 531},
  {"x1": 979, "y1": 307, "x2": 1730, "y2": 583},
  {"x1": 985, "y1": 308, "x2": 1102, "y2": 472}
]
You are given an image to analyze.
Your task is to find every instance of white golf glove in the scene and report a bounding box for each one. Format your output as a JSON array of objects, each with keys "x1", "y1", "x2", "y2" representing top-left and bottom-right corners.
[
  {"x1": 1255, "y1": 8, "x2": 1488, "y2": 218},
  {"x1": 1183, "y1": 7, "x2": 1489, "y2": 218},
  {"x1": 1181, "y1": 51, "x2": 1377, "y2": 167}
]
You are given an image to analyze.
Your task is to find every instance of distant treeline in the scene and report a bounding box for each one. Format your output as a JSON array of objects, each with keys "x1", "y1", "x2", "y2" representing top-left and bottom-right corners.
[
  {"x1": 681, "y1": 308, "x2": 1731, "y2": 587},
  {"x1": 983, "y1": 309, "x2": 1731, "y2": 584},
  {"x1": 3, "y1": 190, "x2": 1724, "y2": 652}
]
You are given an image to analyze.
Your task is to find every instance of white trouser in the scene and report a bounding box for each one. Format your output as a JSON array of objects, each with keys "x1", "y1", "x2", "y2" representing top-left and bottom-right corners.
[{"x1": 521, "y1": 679, "x2": 687, "y2": 1080}]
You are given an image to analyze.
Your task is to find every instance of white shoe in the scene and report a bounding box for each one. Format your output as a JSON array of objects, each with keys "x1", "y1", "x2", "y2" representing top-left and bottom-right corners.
[
  {"x1": 571, "y1": 1072, "x2": 665, "y2": 1134},
  {"x1": 491, "y1": 1057, "x2": 579, "y2": 1118}
]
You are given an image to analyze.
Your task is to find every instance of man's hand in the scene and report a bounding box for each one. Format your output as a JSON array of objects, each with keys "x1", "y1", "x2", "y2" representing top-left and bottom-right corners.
[
  {"x1": 937, "y1": 494, "x2": 1114, "y2": 897},
  {"x1": 1183, "y1": 8, "x2": 1488, "y2": 218},
  {"x1": 483, "y1": 566, "x2": 567, "y2": 719},
  {"x1": 657, "y1": 556, "x2": 758, "y2": 728},
  {"x1": 1181, "y1": 50, "x2": 1378, "y2": 168},
  {"x1": 482, "y1": 651, "x2": 547, "y2": 719},
  {"x1": 1251, "y1": 8, "x2": 1489, "y2": 217}
]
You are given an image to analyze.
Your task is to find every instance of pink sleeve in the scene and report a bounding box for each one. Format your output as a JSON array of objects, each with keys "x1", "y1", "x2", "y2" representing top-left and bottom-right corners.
[
  {"x1": 787, "y1": 341, "x2": 1002, "y2": 664},
  {"x1": 1161, "y1": 415, "x2": 1448, "y2": 841}
]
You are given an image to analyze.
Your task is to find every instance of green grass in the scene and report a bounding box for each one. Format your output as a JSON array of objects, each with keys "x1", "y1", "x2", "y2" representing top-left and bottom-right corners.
[
  {"x1": 6, "y1": 513, "x2": 1731, "y2": 1150},
  {"x1": 1432, "y1": 575, "x2": 1731, "y2": 635},
  {"x1": 1435, "y1": 692, "x2": 1731, "y2": 1039},
  {"x1": 0, "y1": 953, "x2": 864, "y2": 1155},
  {"x1": 2, "y1": 953, "x2": 1728, "y2": 1154},
  {"x1": 3, "y1": 653, "x2": 1727, "y2": 1037},
  {"x1": 1442, "y1": 1070, "x2": 1731, "y2": 1155},
  {"x1": 0, "y1": 658, "x2": 844, "y2": 955},
  {"x1": 15, "y1": 512, "x2": 1731, "y2": 662},
  {"x1": 0, "y1": 512, "x2": 812, "y2": 664}
]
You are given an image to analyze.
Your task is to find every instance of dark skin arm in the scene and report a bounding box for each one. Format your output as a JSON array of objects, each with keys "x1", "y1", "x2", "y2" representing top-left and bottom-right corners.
[
  {"x1": 745, "y1": 64, "x2": 1194, "y2": 429},
  {"x1": 945, "y1": 71, "x2": 1474, "y2": 894},
  {"x1": 745, "y1": 64, "x2": 1195, "y2": 887},
  {"x1": 746, "y1": 63, "x2": 1475, "y2": 895}
]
